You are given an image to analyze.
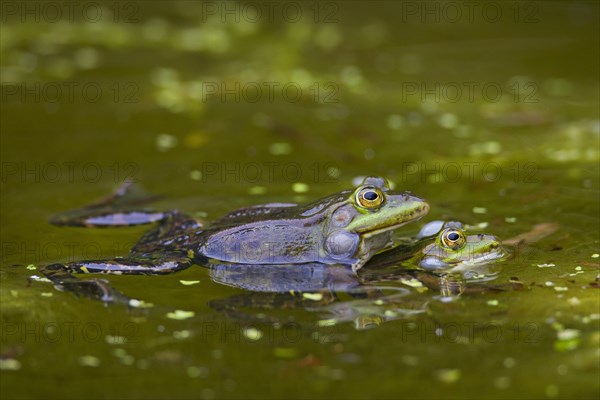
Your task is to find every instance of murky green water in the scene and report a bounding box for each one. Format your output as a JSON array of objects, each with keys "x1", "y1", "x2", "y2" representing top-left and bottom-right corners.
[{"x1": 1, "y1": 1, "x2": 599, "y2": 399}]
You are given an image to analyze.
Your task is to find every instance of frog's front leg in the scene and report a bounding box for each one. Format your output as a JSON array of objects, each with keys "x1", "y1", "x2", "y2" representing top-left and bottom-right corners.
[
  {"x1": 348, "y1": 232, "x2": 395, "y2": 273},
  {"x1": 40, "y1": 255, "x2": 193, "y2": 304}
]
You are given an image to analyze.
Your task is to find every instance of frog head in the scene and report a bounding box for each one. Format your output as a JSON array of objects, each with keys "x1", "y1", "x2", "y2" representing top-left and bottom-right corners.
[
  {"x1": 418, "y1": 221, "x2": 507, "y2": 270},
  {"x1": 321, "y1": 176, "x2": 429, "y2": 271}
]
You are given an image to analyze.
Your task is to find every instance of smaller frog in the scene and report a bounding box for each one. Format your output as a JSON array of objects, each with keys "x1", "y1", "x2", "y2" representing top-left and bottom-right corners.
[
  {"x1": 365, "y1": 220, "x2": 507, "y2": 272},
  {"x1": 414, "y1": 220, "x2": 508, "y2": 271}
]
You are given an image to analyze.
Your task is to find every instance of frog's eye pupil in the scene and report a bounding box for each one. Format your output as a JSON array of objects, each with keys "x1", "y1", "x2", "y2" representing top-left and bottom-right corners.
[
  {"x1": 355, "y1": 187, "x2": 383, "y2": 209},
  {"x1": 448, "y1": 232, "x2": 460, "y2": 241},
  {"x1": 364, "y1": 191, "x2": 378, "y2": 201}
]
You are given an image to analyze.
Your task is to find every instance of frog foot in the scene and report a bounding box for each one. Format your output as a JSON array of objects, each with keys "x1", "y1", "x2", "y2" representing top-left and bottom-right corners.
[{"x1": 39, "y1": 255, "x2": 194, "y2": 304}]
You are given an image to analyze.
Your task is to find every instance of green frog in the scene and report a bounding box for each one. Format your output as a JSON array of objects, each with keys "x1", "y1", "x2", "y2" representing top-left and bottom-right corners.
[
  {"x1": 40, "y1": 177, "x2": 429, "y2": 303},
  {"x1": 360, "y1": 220, "x2": 509, "y2": 290},
  {"x1": 394, "y1": 220, "x2": 507, "y2": 272}
]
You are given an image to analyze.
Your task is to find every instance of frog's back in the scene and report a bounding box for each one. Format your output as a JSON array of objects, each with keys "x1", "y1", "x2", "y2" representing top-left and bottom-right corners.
[
  {"x1": 212, "y1": 192, "x2": 350, "y2": 224},
  {"x1": 210, "y1": 203, "x2": 297, "y2": 226},
  {"x1": 198, "y1": 193, "x2": 351, "y2": 265}
]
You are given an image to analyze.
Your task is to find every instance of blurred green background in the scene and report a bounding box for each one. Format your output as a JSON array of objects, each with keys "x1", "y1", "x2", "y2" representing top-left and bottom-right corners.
[{"x1": 1, "y1": 1, "x2": 599, "y2": 399}]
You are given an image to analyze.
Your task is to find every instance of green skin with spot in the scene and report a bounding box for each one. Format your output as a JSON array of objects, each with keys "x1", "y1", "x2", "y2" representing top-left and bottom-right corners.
[{"x1": 40, "y1": 177, "x2": 429, "y2": 303}]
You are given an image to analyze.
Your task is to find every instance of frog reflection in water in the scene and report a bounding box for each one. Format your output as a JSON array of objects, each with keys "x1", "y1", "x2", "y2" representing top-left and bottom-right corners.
[
  {"x1": 41, "y1": 177, "x2": 429, "y2": 303},
  {"x1": 207, "y1": 220, "x2": 509, "y2": 329}
]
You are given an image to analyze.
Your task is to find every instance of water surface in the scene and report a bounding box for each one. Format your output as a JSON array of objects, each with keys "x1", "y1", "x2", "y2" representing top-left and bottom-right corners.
[{"x1": 1, "y1": 2, "x2": 599, "y2": 399}]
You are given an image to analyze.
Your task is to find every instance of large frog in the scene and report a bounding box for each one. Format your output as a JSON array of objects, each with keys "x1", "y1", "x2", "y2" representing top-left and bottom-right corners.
[{"x1": 40, "y1": 177, "x2": 429, "y2": 303}]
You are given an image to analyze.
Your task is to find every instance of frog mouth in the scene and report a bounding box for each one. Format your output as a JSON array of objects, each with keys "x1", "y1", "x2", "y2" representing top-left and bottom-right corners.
[
  {"x1": 359, "y1": 201, "x2": 430, "y2": 237},
  {"x1": 450, "y1": 246, "x2": 509, "y2": 268},
  {"x1": 361, "y1": 219, "x2": 419, "y2": 238},
  {"x1": 478, "y1": 248, "x2": 509, "y2": 263}
]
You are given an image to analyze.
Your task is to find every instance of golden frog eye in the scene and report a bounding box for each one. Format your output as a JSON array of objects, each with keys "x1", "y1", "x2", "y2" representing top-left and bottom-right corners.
[
  {"x1": 355, "y1": 187, "x2": 384, "y2": 210},
  {"x1": 441, "y1": 229, "x2": 466, "y2": 250}
]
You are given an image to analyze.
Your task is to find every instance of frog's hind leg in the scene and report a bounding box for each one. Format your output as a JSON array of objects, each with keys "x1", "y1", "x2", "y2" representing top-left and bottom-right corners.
[
  {"x1": 130, "y1": 211, "x2": 203, "y2": 255},
  {"x1": 40, "y1": 255, "x2": 194, "y2": 304},
  {"x1": 49, "y1": 181, "x2": 166, "y2": 227}
]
